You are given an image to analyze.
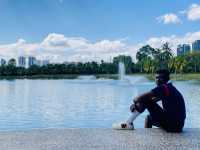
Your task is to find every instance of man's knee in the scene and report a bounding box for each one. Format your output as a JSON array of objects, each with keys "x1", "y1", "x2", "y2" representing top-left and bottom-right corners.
[{"x1": 131, "y1": 101, "x2": 146, "y2": 113}]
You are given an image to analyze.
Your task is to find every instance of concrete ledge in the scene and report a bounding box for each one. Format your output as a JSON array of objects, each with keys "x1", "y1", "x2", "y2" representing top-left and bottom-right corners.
[{"x1": 0, "y1": 128, "x2": 199, "y2": 150}]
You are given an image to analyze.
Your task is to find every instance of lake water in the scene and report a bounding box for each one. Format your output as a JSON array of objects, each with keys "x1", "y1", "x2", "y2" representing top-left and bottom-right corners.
[{"x1": 0, "y1": 76, "x2": 199, "y2": 131}]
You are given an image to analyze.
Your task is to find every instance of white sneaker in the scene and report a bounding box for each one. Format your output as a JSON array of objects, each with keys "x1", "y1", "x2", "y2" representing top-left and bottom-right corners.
[{"x1": 112, "y1": 122, "x2": 134, "y2": 130}]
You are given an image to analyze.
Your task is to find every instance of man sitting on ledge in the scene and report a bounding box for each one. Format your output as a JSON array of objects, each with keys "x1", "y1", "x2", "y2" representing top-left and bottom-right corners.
[{"x1": 113, "y1": 69, "x2": 186, "y2": 133}]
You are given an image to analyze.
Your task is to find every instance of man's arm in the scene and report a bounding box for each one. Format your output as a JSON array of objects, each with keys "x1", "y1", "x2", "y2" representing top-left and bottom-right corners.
[
  {"x1": 133, "y1": 91, "x2": 158, "y2": 104},
  {"x1": 130, "y1": 91, "x2": 160, "y2": 112}
]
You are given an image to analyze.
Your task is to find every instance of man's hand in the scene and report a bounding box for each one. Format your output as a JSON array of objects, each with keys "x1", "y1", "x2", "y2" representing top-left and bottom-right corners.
[
  {"x1": 130, "y1": 103, "x2": 136, "y2": 112},
  {"x1": 151, "y1": 97, "x2": 160, "y2": 102},
  {"x1": 133, "y1": 97, "x2": 139, "y2": 103},
  {"x1": 130, "y1": 97, "x2": 139, "y2": 112}
]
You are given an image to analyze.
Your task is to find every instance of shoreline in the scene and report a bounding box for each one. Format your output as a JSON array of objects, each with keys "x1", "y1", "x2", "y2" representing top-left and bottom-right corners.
[
  {"x1": 145, "y1": 73, "x2": 200, "y2": 81},
  {"x1": 0, "y1": 73, "x2": 199, "y2": 81}
]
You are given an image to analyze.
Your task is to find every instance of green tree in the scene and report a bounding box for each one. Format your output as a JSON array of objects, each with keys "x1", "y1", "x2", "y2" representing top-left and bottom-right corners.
[
  {"x1": 136, "y1": 45, "x2": 158, "y2": 73},
  {"x1": 160, "y1": 42, "x2": 173, "y2": 69},
  {"x1": 8, "y1": 58, "x2": 16, "y2": 66},
  {"x1": 113, "y1": 55, "x2": 133, "y2": 73}
]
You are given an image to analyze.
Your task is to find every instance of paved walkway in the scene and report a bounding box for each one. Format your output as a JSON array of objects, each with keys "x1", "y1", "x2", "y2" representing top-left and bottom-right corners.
[{"x1": 0, "y1": 128, "x2": 199, "y2": 150}]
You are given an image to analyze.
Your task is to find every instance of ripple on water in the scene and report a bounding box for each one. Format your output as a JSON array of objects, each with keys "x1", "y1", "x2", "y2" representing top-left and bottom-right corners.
[{"x1": 0, "y1": 77, "x2": 199, "y2": 130}]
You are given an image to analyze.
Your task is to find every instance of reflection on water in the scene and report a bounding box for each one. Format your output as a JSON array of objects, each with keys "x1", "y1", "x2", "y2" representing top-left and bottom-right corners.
[{"x1": 0, "y1": 76, "x2": 199, "y2": 131}]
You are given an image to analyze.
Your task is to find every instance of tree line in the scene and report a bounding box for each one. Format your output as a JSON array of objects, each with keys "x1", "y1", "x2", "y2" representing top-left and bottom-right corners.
[
  {"x1": 136, "y1": 42, "x2": 200, "y2": 73},
  {"x1": 0, "y1": 42, "x2": 200, "y2": 76}
]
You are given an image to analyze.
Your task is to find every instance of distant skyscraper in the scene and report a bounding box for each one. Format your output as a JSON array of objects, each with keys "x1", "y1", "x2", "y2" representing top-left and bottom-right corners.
[
  {"x1": 0, "y1": 58, "x2": 6, "y2": 66},
  {"x1": 177, "y1": 45, "x2": 184, "y2": 56},
  {"x1": 177, "y1": 44, "x2": 191, "y2": 56},
  {"x1": 42, "y1": 60, "x2": 49, "y2": 66},
  {"x1": 192, "y1": 40, "x2": 200, "y2": 52},
  {"x1": 18, "y1": 56, "x2": 26, "y2": 67},
  {"x1": 28, "y1": 56, "x2": 36, "y2": 67},
  {"x1": 183, "y1": 44, "x2": 191, "y2": 54},
  {"x1": 36, "y1": 60, "x2": 42, "y2": 66}
]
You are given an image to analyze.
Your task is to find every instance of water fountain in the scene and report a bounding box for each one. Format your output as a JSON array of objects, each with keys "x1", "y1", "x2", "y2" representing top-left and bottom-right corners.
[
  {"x1": 118, "y1": 62, "x2": 147, "y2": 85},
  {"x1": 118, "y1": 62, "x2": 125, "y2": 80},
  {"x1": 117, "y1": 62, "x2": 135, "y2": 86}
]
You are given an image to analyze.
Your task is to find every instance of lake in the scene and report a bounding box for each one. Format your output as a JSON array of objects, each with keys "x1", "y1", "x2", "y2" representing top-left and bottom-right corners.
[{"x1": 0, "y1": 75, "x2": 199, "y2": 131}]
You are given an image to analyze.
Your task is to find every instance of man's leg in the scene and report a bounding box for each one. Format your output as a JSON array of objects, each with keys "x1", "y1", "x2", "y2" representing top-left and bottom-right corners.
[
  {"x1": 145, "y1": 101, "x2": 167, "y2": 128},
  {"x1": 144, "y1": 101, "x2": 184, "y2": 132},
  {"x1": 145, "y1": 115, "x2": 152, "y2": 128},
  {"x1": 126, "y1": 110, "x2": 140, "y2": 124},
  {"x1": 132, "y1": 99, "x2": 166, "y2": 128},
  {"x1": 113, "y1": 99, "x2": 164, "y2": 130},
  {"x1": 119, "y1": 101, "x2": 146, "y2": 126},
  {"x1": 112, "y1": 102, "x2": 141, "y2": 129}
]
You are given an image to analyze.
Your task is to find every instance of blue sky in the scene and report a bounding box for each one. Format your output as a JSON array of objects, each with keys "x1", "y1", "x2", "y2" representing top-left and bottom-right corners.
[{"x1": 0, "y1": 0, "x2": 200, "y2": 62}]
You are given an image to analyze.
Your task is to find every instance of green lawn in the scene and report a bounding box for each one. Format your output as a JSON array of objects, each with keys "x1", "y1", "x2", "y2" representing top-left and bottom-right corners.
[
  {"x1": 0, "y1": 74, "x2": 79, "y2": 80},
  {"x1": 0, "y1": 73, "x2": 199, "y2": 81},
  {"x1": 145, "y1": 73, "x2": 200, "y2": 81}
]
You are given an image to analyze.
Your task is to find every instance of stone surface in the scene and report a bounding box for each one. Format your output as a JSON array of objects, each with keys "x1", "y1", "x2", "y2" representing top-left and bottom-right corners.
[{"x1": 0, "y1": 128, "x2": 199, "y2": 150}]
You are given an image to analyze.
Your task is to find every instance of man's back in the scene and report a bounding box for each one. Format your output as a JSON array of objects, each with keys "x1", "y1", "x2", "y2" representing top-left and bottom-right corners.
[
  {"x1": 152, "y1": 83, "x2": 186, "y2": 123},
  {"x1": 163, "y1": 83, "x2": 186, "y2": 123}
]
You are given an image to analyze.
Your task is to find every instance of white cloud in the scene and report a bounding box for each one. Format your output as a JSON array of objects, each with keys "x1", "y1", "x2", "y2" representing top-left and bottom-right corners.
[
  {"x1": 157, "y1": 3, "x2": 200, "y2": 23},
  {"x1": 147, "y1": 31, "x2": 200, "y2": 48},
  {"x1": 187, "y1": 4, "x2": 200, "y2": 21},
  {"x1": 17, "y1": 38, "x2": 26, "y2": 44},
  {"x1": 146, "y1": 31, "x2": 200, "y2": 55},
  {"x1": 42, "y1": 33, "x2": 69, "y2": 47},
  {"x1": 1, "y1": 31, "x2": 200, "y2": 63},
  {"x1": 157, "y1": 13, "x2": 181, "y2": 24},
  {"x1": 0, "y1": 33, "x2": 132, "y2": 63},
  {"x1": 147, "y1": 35, "x2": 179, "y2": 49}
]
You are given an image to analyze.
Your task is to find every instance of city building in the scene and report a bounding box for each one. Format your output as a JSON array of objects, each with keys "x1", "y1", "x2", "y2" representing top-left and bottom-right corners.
[
  {"x1": 35, "y1": 59, "x2": 50, "y2": 66},
  {"x1": 0, "y1": 58, "x2": 6, "y2": 66},
  {"x1": 36, "y1": 60, "x2": 42, "y2": 66},
  {"x1": 192, "y1": 40, "x2": 200, "y2": 52},
  {"x1": 28, "y1": 56, "x2": 36, "y2": 67},
  {"x1": 177, "y1": 44, "x2": 191, "y2": 56},
  {"x1": 18, "y1": 56, "x2": 26, "y2": 67},
  {"x1": 42, "y1": 60, "x2": 50, "y2": 66},
  {"x1": 0, "y1": 56, "x2": 52, "y2": 67}
]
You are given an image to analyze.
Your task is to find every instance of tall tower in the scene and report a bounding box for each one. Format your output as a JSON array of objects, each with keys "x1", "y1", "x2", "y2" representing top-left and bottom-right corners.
[
  {"x1": 177, "y1": 44, "x2": 191, "y2": 56},
  {"x1": 28, "y1": 56, "x2": 36, "y2": 67},
  {"x1": 18, "y1": 56, "x2": 26, "y2": 67},
  {"x1": 192, "y1": 40, "x2": 200, "y2": 52}
]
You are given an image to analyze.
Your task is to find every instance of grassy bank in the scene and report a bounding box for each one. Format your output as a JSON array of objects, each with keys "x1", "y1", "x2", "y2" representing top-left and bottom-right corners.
[
  {"x1": 95, "y1": 74, "x2": 119, "y2": 80},
  {"x1": 0, "y1": 73, "x2": 199, "y2": 81},
  {"x1": 145, "y1": 73, "x2": 200, "y2": 81},
  {"x1": 0, "y1": 74, "x2": 119, "y2": 80},
  {"x1": 0, "y1": 74, "x2": 79, "y2": 80},
  {"x1": 0, "y1": 74, "x2": 122, "y2": 80}
]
